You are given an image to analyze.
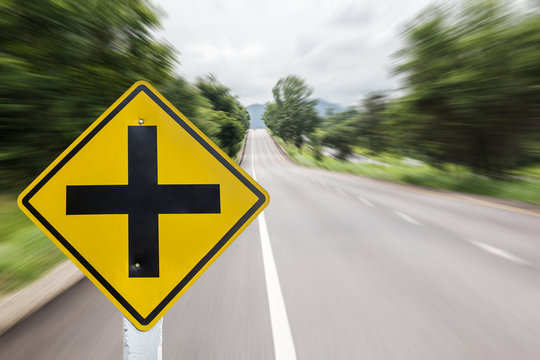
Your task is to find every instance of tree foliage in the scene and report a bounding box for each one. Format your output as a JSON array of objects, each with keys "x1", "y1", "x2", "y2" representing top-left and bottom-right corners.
[
  {"x1": 196, "y1": 74, "x2": 250, "y2": 132},
  {"x1": 212, "y1": 112, "x2": 244, "y2": 156},
  {"x1": 394, "y1": 0, "x2": 540, "y2": 173},
  {"x1": 356, "y1": 93, "x2": 388, "y2": 154},
  {"x1": 0, "y1": 0, "x2": 175, "y2": 185},
  {"x1": 308, "y1": 0, "x2": 539, "y2": 176},
  {"x1": 161, "y1": 77, "x2": 217, "y2": 138},
  {"x1": 263, "y1": 75, "x2": 320, "y2": 147},
  {"x1": 322, "y1": 122, "x2": 356, "y2": 160},
  {"x1": 0, "y1": 1, "x2": 248, "y2": 188}
]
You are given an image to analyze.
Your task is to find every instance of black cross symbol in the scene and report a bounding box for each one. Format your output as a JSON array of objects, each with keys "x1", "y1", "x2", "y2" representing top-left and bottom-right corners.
[{"x1": 66, "y1": 126, "x2": 221, "y2": 278}]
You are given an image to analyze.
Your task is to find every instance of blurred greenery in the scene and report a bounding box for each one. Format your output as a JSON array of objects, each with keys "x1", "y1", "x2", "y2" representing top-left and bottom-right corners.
[
  {"x1": 195, "y1": 75, "x2": 250, "y2": 155},
  {"x1": 0, "y1": 0, "x2": 248, "y2": 294},
  {"x1": 0, "y1": 195, "x2": 64, "y2": 295},
  {"x1": 265, "y1": 0, "x2": 540, "y2": 204},
  {"x1": 263, "y1": 75, "x2": 320, "y2": 148},
  {"x1": 0, "y1": 0, "x2": 248, "y2": 192},
  {"x1": 0, "y1": 0, "x2": 175, "y2": 189},
  {"x1": 392, "y1": 0, "x2": 540, "y2": 174},
  {"x1": 274, "y1": 135, "x2": 540, "y2": 205}
]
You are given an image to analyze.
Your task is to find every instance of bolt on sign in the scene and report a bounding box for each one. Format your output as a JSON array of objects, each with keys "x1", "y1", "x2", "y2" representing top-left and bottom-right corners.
[{"x1": 18, "y1": 81, "x2": 269, "y2": 330}]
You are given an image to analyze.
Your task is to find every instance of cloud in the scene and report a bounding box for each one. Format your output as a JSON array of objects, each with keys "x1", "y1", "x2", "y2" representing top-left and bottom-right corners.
[
  {"x1": 329, "y1": 3, "x2": 375, "y2": 27},
  {"x1": 153, "y1": 0, "x2": 435, "y2": 106}
]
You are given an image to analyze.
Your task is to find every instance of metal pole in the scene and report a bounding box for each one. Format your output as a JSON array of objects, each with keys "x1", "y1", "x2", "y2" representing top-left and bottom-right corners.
[{"x1": 123, "y1": 316, "x2": 163, "y2": 360}]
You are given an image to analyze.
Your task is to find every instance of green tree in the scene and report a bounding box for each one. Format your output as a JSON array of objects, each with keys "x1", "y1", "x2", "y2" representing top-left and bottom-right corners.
[
  {"x1": 196, "y1": 74, "x2": 250, "y2": 131},
  {"x1": 0, "y1": 0, "x2": 176, "y2": 188},
  {"x1": 263, "y1": 75, "x2": 320, "y2": 148},
  {"x1": 357, "y1": 93, "x2": 388, "y2": 154},
  {"x1": 322, "y1": 122, "x2": 356, "y2": 160},
  {"x1": 316, "y1": 108, "x2": 359, "y2": 160},
  {"x1": 262, "y1": 102, "x2": 279, "y2": 134},
  {"x1": 195, "y1": 74, "x2": 249, "y2": 156},
  {"x1": 394, "y1": 0, "x2": 540, "y2": 173},
  {"x1": 161, "y1": 77, "x2": 220, "y2": 142},
  {"x1": 210, "y1": 111, "x2": 244, "y2": 156}
]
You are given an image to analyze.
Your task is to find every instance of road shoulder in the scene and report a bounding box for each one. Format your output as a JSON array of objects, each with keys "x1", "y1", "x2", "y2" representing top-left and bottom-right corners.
[{"x1": 0, "y1": 260, "x2": 83, "y2": 335}]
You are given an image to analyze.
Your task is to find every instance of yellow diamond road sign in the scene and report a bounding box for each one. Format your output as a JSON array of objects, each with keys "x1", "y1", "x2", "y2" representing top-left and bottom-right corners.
[{"x1": 17, "y1": 81, "x2": 269, "y2": 330}]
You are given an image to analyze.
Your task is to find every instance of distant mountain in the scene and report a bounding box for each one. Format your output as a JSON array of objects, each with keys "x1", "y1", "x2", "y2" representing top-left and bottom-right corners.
[
  {"x1": 247, "y1": 104, "x2": 267, "y2": 129},
  {"x1": 314, "y1": 99, "x2": 344, "y2": 116},
  {"x1": 246, "y1": 99, "x2": 345, "y2": 129}
]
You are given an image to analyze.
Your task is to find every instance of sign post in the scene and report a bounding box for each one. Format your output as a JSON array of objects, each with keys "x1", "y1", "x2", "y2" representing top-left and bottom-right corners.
[
  {"x1": 123, "y1": 316, "x2": 163, "y2": 360},
  {"x1": 17, "y1": 81, "x2": 269, "y2": 355}
]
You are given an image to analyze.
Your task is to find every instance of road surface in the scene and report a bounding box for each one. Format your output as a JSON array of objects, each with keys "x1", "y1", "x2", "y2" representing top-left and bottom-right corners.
[{"x1": 2, "y1": 129, "x2": 540, "y2": 359}]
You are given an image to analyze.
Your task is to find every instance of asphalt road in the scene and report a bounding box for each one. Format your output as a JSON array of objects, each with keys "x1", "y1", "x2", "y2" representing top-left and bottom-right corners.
[{"x1": 2, "y1": 129, "x2": 540, "y2": 359}]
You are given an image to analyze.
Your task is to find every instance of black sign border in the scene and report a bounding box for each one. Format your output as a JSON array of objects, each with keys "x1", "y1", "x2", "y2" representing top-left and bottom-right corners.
[{"x1": 21, "y1": 84, "x2": 267, "y2": 326}]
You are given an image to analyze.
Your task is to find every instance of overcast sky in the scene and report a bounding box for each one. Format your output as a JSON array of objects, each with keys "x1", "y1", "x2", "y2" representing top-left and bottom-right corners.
[{"x1": 152, "y1": 0, "x2": 435, "y2": 107}]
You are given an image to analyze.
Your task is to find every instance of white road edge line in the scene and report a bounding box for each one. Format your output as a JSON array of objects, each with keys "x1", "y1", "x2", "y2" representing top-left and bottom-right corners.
[
  {"x1": 357, "y1": 196, "x2": 374, "y2": 207},
  {"x1": 467, "y1": 240, "x2": 532, "y2": 266},
  {"x1": 394, "y1": 210, "x2": 421, "y2": 225},
  {"x1": 251, "y1": 132, "x2": 297, "y2": 360}
]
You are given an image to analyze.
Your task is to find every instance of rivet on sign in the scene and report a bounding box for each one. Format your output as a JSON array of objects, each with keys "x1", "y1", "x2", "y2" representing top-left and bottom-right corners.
[
  {"x1": 135, "y1": 263, "x2": 141, "y2": 268},
  {"x1": 138, "y1": 119, "x2": 144, "y2": 125}
]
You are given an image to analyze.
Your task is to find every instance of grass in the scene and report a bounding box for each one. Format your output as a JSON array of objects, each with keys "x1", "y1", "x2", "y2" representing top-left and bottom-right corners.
[
  {"x1": 511, "y1": 164, "x2": 540, "y2": 181},
  {"x1": 274, "y1": 136, "x2": 540, "y2": 205},
  {"x1": 0, "y1": 195, "x2": 64, "y2": 296}
]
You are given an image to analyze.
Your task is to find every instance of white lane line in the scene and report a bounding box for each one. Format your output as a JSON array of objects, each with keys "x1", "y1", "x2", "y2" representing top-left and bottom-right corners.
[
  {"x1": 357, "y1": 196, "x2": 374, "y2": 207},
  {"x1": 394, "y1": 210, "x2": 421, "y2": 225},
  {"x1": 252, "y1": 133, "x2": 297, "y2": 360},
  {"x1": 258, "y1": 212, "x2": 297, "y2": 360},
  {"x1": 467, "y1": 240, "x2": 532, "y2": 266}
]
